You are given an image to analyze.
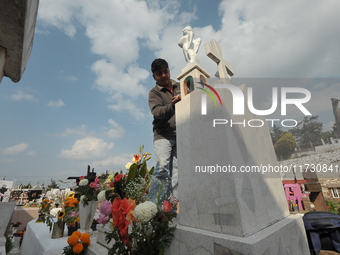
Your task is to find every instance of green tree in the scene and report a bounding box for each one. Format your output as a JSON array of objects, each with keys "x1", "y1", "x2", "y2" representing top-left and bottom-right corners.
[
  {"x1": 274, "y1": 132, "x2": 296, "y2": 160},
  {"x1": 270, "y1": 124, "x2": 284, "y2": 145},
  {"x1": 289, "y1": 116, "x2": 323, "y2": 149},
  {"x1": 47, "y1": 179, "x2": 60, "y2": 191}
]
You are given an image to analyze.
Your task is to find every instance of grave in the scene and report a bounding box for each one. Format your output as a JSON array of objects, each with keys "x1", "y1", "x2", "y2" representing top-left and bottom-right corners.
[
  {"x1": 0, "y1": 202, "x2": 16, "y2": 255},
  {"x1": 165, "y1": 34, "x2": 309, "y2": 254}
]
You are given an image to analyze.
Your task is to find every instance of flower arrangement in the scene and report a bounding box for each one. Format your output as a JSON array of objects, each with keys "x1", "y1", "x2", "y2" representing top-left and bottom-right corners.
[
  {"x1": 62, "y1": 231, "x2": 91, "y2": 255},
  {"x1": 11, "y1": 222, "x2": 22, "y2": 228},
  {"x1": 63, "y1": 196, "x2": 80, "y2": 227},
  {"x1": 99, "y1": 146, "x2": 177, "y2": 255},
  {"x1": 39, "y1": 198, "x2": 53, "y2": 214}
]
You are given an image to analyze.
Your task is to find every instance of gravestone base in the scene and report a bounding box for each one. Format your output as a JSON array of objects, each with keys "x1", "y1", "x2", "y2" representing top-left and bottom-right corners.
[{"x1": 166, "y1": 214, "x2": 309, "y2": 255}]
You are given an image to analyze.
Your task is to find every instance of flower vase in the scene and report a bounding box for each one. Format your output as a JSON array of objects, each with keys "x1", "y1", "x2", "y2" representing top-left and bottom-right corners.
[
  {"x1": 11, "y1": 236, "x2": 21, "y2": 252},
  {"x1": 67, "y1": 224, "x2": 79, "y2": 236},
  {"x1": 51, "y1": 223, "x2": 65, "y2": 239},
  {"x1": 12, "y1": 226, "x2": 17, "y2": 234},
  {"x1": 79, "y1": 201, "x2": 98, "y2": 234}
]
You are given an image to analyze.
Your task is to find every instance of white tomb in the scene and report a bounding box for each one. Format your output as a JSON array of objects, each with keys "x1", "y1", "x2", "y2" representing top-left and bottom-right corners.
[{"x1": 165, "y1": 38, "x2": 309, "y2": 254}]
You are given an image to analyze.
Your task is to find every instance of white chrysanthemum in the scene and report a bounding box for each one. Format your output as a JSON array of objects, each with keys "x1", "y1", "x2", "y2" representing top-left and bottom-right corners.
[
  {"x1": 133, "y1": 201, "x2": 157, "y2": 223},
  {"x1": 50, "y1": 208, "x2": 62, "y2": 217},
  {"x1": 125, "y1": 162, "x2": 133, "y2": 170},
  {"x1": 97, "y1": 190, "x2": 106, "y2": 202},
  {"x1": 80, "y1": 195, "x2": 86, "y2": 201},
  {"x1": 79, "y1": 179, "x2": 89, "y2": 186}
]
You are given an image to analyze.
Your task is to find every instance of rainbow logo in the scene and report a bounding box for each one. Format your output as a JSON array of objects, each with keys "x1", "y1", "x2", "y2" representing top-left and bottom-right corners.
[{"x1": 197, "y1": 81, "x2": 223, "y2": 106}]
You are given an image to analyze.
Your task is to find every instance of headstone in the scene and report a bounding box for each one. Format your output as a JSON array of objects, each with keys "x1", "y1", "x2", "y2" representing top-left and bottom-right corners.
[
  {"x1": 166, "y1": 39, "x2": 309, "y2": 254},
  {"x1": 0, "y1": 202, "x2": 16, "y2": 254}
]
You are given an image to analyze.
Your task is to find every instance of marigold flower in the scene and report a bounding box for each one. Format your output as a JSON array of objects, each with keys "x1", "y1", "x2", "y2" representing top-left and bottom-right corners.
[
  {"x1": 72, "y1": 243, "x2": 83, "y2": 254},
  {"x1": 80, "y1": 233, "x2": 91, "y2": 245},
  {"x1": 73, "y1": 231, "x2": 82, "y2": 238},
  {"x1": 67, "y1": 234, "x2": 79, "y2": 246}
]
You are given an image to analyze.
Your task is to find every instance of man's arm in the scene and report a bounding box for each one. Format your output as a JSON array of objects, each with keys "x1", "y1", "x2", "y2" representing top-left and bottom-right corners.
[{"x1": 149, "y1": 89, "x2": 175, "y2": 120}]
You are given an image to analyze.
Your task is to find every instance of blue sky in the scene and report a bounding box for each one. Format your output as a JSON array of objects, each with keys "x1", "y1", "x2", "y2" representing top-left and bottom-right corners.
[{"x1": 1, "y1": 0, "x2": 340, "y2": 188}]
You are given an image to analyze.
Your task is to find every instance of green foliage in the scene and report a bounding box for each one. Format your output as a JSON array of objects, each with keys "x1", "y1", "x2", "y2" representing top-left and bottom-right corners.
[
  {"x1": 274, "y1": 132, "x2": 296, "y2": 160},
  {"x1": 325, "y1": 200, "x2": 340, "y2": 214},
  {"x1": 5, "y1": 235, "x2": 13, "y2": 253},
  {"x1": 18, "y1": 183, "x2": 32, "y2": 189},
  {"x1": 47, "y1": 178, "x2": 60, "y2": 191},
  {"x1": 289, "y1": 116, "x2": 323, "y2": 149},
  {"x1": 270, "y1": 124, "x2": 284, "y2": 145}
]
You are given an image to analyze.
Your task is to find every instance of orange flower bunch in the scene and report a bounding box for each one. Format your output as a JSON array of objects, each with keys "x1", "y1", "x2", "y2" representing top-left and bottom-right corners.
[
  {"x1": 39, "y1": 198, "x2": 52, "y2": 214},
  {"x1": 64, "y1": 196, "x2": 79, "y2": 209},
  {"x1": 63, "y1": 196, "x2": 80, "y2": 227},
  {"x1": 64, "y1": 231, "x2": 90, "y2": 255}
]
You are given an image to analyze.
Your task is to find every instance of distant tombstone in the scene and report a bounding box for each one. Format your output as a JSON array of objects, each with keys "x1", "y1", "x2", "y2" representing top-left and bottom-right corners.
[
  {"x1": 321, "y1": 138, "x2": 326, "y2": 145},
  {"x1": 331, "y1": 137, "x2": 335, "y2": 145}
]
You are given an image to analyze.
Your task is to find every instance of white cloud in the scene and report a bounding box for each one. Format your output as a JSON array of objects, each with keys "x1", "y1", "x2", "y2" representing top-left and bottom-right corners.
[
  {"x1": 108, "y1": 98, "x2": 146, "y2": 120},
  {"x1": 91, "y1": 153, "x2": 132, "y2": 168},
  {"x1": 103, "y1": 119, "x2": 125, "y2": 139},
  {"x1": 27, "y1": 151, "x2": 36, "y2": 156},
  {"x1": 59, "y1": 137, "x2": 114, "y2": 159},
  {"x1": 10, "y1": 91, "x2": 38, "y2": 101},
  {"x1": 37, "y1": 0, "x2": 181, "y2": 119},
  {"x1": 2, "y1": 143, "x2": 29, "y2": 155},
  {"x1": 47, "y1": 99, "x2": 65, "y2": 107},
  {"x1": 91, "y1": 60, "x2": 148, "y2": 98},
  {"x1": 51, "y1": 125, "x2": 95, "y2": 137},
  {"x1": 2, "y1": 158, "x2": 15, "y2": 163},
  {"x1": 65, "y1": 76, "x2": 78, "y2": 81},
  {"x1": 37, "y1": 0, "x2": 78, "y2": 37}
]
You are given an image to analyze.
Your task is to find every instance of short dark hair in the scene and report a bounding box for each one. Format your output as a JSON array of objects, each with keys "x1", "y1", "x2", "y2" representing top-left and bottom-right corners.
[{"x1": 151, "y1": 58, "x2": 168, "y2": 74}]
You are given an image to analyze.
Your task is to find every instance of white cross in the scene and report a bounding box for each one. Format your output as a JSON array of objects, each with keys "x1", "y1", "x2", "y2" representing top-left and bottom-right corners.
[{"x1": 204, "y1": 39, "x2": 234, "y2": 80}]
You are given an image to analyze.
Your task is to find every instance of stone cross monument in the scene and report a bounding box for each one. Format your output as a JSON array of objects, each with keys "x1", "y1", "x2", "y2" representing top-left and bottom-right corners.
[{"x1": 165, "y1": 32, "x2": 309, "y2": 254}]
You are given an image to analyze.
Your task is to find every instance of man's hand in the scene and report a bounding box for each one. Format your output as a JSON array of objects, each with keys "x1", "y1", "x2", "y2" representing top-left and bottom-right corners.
[{"x1": 172, "y1": 95, "x2": 181, "y2": 105}]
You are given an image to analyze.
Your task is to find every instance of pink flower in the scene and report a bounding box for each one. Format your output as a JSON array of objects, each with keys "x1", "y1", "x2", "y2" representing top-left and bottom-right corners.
[
  {"x1": 162, "y1": 200, "x2": 172, "y2": 213},
  {"x1": 99, "y1": 200, "x2": 112, "y2": 216},
  {"x1": 98, "y1": 214, "x2": 109, "y2": 226},
  {"x1": 89, "y1": 177, "x2": 101, "y2": 190}
]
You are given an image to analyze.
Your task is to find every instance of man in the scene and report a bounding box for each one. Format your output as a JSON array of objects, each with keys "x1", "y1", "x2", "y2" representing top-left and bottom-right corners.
[{"x1": 148, "y1": 58, "x2": 181, "y2": 209}]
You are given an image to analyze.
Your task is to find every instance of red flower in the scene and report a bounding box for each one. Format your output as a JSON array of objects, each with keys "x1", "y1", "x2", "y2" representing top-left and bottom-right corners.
[
  {"x1": 162, "y1": 200, "x2": 172, "y2": 213},
  {"x1": 112, "y1": 198, "x2": 135, "y2": 244},
  {"x1": 109, "y1": 182, "x2": 114, "y2": 187},
  {"x1": 115, "y1": 174, "x2": 123, "y2": 182},
  {"x1": 79, "y1": 176, "x2": 85, "y2": 180}
]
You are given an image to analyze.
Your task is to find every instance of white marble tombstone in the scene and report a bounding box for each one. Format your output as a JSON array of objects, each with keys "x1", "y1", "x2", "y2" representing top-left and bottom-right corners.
[{"x1": 165, "y1": 39, "x2": 309, "y2": 254}]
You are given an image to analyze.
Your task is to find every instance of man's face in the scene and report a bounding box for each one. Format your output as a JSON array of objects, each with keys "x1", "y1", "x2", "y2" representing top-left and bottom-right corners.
[{"x1": 153, "y1": 68, "x2": 171, "y2": 87}]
